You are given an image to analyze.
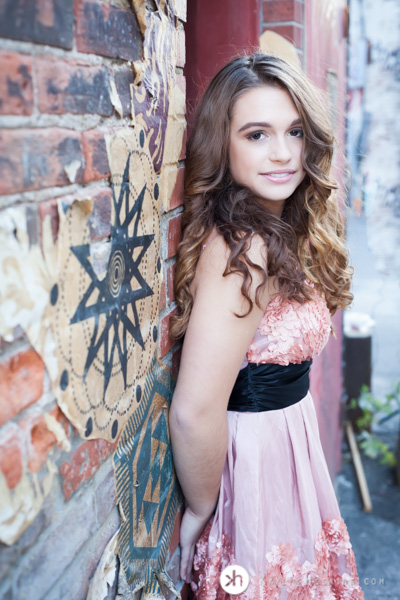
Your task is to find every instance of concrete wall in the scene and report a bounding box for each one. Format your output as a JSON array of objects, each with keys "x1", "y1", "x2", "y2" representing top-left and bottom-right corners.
[{"x1": 346, "y1": 0, "x2": 400, "y2": 399}]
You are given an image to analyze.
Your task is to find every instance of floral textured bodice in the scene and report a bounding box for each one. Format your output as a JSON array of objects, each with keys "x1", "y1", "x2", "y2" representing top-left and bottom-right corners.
[{"x1": 243, "y1": 282, "x2": 331, "y2": 367}]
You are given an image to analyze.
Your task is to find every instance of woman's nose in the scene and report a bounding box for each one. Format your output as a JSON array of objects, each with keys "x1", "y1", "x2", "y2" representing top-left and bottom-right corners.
[{"x1": 269, "y1": 136, "x2": 291, "y2": 162}]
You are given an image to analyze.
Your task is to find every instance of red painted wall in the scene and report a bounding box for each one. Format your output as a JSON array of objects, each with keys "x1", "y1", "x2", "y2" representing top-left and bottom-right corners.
[
  {"x1": 304, "y1": 0, "x2": 348, "y2": 478},
  {"x1": 185, "y1": 0, "x2": 260, "y2": 121}
]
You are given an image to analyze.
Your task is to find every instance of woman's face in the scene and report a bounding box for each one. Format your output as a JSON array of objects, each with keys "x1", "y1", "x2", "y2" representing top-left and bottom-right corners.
[{"x1": 228, "y1": 85, "x2": 306, "y2": 217}]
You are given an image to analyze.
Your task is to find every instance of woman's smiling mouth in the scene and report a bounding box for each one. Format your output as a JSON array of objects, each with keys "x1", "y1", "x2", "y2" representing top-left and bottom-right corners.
[{"x1": 261, "y1": 170, "x2": 295, "y2": 183}]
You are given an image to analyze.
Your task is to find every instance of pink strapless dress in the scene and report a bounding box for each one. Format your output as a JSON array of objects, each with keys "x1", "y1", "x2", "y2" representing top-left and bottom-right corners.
[{"x1": 190, "y1": 284, "x2": 364, "y2": 600}]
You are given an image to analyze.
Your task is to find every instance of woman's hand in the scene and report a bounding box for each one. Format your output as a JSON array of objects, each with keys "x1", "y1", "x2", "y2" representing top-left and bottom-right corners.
[{"x1": 179, "y1": 506, "x2": 212, "y2": 583}]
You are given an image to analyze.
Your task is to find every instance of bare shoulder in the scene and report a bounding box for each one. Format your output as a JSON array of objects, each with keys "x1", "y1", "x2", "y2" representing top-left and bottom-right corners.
[
  {"x1": 194, "y1": 232, "x2": 230, "y2": 280},
  {"x1": 196, "y1": 232, "x2": 267, "y2": 276},
  {"x1": 192, "y1": 231, "x2": 270, "y2": 310}
]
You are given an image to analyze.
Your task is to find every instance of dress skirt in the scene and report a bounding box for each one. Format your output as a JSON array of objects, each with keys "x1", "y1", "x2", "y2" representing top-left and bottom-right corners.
[{"x1": 190, "y1": 393, "x2": 364, "y2": 599}]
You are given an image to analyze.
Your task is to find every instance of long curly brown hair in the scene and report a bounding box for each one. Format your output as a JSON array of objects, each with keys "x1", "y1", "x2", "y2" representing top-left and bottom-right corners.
[{"x1": 171, "y1": 53, "x2": 353, "y2": 339}]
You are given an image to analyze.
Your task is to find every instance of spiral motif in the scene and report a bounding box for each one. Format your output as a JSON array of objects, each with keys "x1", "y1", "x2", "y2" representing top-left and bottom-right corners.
[{"x1": 108, "y1": 250, "x2": 125, "y2": 298}]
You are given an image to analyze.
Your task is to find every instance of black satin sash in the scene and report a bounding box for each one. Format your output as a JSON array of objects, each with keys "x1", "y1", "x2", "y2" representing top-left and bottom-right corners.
[{"x1": 227, "y1": 359, "x2": 312, "y2": 412}]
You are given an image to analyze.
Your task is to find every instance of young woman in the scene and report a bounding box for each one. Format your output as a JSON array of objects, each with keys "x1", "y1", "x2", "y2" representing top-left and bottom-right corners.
[{"x1": 169, "y1": 54, "x2": 364, "y2": 599}]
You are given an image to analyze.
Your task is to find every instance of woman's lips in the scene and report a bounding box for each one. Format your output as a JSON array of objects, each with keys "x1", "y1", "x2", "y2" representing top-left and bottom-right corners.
[{"x1": 261, "y1": 170, "x2": 295, "y2": 183}]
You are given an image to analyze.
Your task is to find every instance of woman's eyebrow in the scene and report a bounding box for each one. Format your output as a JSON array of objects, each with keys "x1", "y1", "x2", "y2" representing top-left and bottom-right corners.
[{"x1": 238, "y1": 118, "x2": 302, "y2": 133}]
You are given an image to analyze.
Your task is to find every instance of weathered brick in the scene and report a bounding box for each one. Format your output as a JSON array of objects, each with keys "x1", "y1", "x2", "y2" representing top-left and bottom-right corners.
[
  {"x1": 263, "y1": 24, "x2": 303, "y2": 49},
  {"x1": 0, "y1": 128, "x2": 84, "y2": 195},
  {"x1": 60, "y1": 438, "x2": 117, "y2": 501},
  {"x1": 159, "y1": 275, "x2": 166, "y2": 312},
  {"x1": 81, "y1": 129, "x2": 110, "y2": 183},
  {"x1": 179, "y1": 127, "x2": 187, "y2": 161},
  {"x1": 93, "y1": 462, "x2": 117, "y2": 524},
  {"x1": 88, "y1": 188, "x2": 112, "y2": 240},
  {"x1": 0, "y1": 491, "x2": 55, "y2": 580},
  {"x1": 0, "y1": 0, "x2": 74, "y2": 49},
  {"x1": 0, "y1": 425, "x2": 24, "y2": 489},
  {"x1": 166, "y1": 262, "x2": 175, "y2": 305},
  {"x1": 263, "y1": 0, "x2": 303, "y2": 24},
  {"x1": 24, "y1": 415, "x2": 57, "y2": 473},
  {"x1": 167, "y1": 213, "x2": 182, "y2": 259},
  {"x1": 176, "y1": 28, "x2": 186, "y2": 68},
  {"x1": 19, "y1": 405, "x2": 70, "y2": 477},
  {"x1": 16, "y1": 491, "x2": 96, "y2": 599},
  {"x1": 0, "y1": 348, "x2": 45, "y2": 427},
  {"x1": 0, "y1": 537, "x2": 19, "y2": 582},
  {"x1": 0, "y1": 582, "x2": 12, "y2": 600},
  {"x1": 159, "y1": 307, "x2": 178, "y2": 358},
  {"x1": 0, "y1": 52, "x2": 33, "y2": 116},
  {"x1": 75, "y1": 0, "x2": 142, "y2": 61},
  {"x1": 2, "y1": 504, "x2": 51, "y2": 576},
  {"x1": 103, "y1": 0, "x2": 131, "y2": 7},
  {"x1": 114, "y1": 67, "x2": 135, "y2": 117},
  {"x1": 36, "y1": 57, "x2": 113, "y2": 116},
  {"x1": 170, "y1": 166, "x2": 184, "y2": 210},
  {"x1": 0, "y1": 327, "x2": 25, "y2": 354},
  {"x1": 25, "y1": 204, "x2": 40, "y2": 246},
  {"x1": 44, "y1": 508, "x2": 120, "y2": 600}
]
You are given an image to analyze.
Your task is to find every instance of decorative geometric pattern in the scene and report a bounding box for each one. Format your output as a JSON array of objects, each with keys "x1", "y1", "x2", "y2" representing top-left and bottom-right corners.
[
  {"x1": 70, "y1": 155, "x2": 154, "y2": 402},
  {"x1": 113, "y1": 358, "x2": 182, "y2": 598},
  {"x1": 50, "y1": 128, "x2": 161, "y2": 441}
]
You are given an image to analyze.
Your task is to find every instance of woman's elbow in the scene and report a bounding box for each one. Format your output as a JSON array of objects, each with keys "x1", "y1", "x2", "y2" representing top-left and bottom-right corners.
[
  {"x1": 169, "y1": 397, "x2": 200, "y2": 435},
  {"x1": 169, "y1": 393, "x2": 224, "y2": 435}
]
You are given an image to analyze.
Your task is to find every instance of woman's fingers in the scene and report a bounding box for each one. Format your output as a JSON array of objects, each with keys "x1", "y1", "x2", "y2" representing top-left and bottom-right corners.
[
  {"x1": 180, "y1": 542, "x2": 195, "y2": 582},
  {"x1": 179, "y1": 507, "x2": 212, "y2": 583}
]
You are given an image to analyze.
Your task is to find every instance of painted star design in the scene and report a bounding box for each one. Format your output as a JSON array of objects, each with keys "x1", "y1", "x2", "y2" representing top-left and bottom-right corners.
[{"x1": 70, "y1": 154, "x2": 154, "y2": 399}]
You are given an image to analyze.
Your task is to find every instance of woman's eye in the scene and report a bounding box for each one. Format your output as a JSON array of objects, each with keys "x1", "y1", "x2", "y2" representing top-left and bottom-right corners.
[
  {"x1": 289, "y1": 128, "x2": 303, "y2": 138},
  {"x1": 247, "y1": 131, "x2": 265, "y2": 141}
]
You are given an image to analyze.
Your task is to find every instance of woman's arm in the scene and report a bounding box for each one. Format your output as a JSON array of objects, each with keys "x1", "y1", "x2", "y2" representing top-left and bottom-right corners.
[{"x1": 169, "y1": 234, "x2": 271, "y2": 580}]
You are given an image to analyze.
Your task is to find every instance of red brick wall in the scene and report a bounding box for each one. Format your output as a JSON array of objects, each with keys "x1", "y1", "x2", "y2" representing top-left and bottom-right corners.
[
  {"x1": 261, "y1": 0, "x2": 305, "y2": 56},
  {"x1": 0, "y1": 1, "x2": 186, "y2": 598}
]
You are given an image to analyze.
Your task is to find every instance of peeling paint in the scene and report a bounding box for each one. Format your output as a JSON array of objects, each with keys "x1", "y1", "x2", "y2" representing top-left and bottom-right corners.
[
  {"x1": 64, "y1": 160, "x2": 82, "y2": 183},
  {"x1": 44, "y1": 412, "x2": 71, "y2": 452},
  {"x1": 0, "y1": 208, "x2": 57, "y2": 375},
  {"x1": 0, "y1": 459, "x2": 57, "y2": 546},
  {"x1": 110, "y1": 79, "x2": 124, "y2": 118},
  {"x1": 87, "y1": 528, "x2": 119, "y2": 600},
  {"x1": 132, "y1": 0, "x2": 148, "y2": 36},
  {"x1": 129, "y1": 2, "x2": 186, "y2": 212}
]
